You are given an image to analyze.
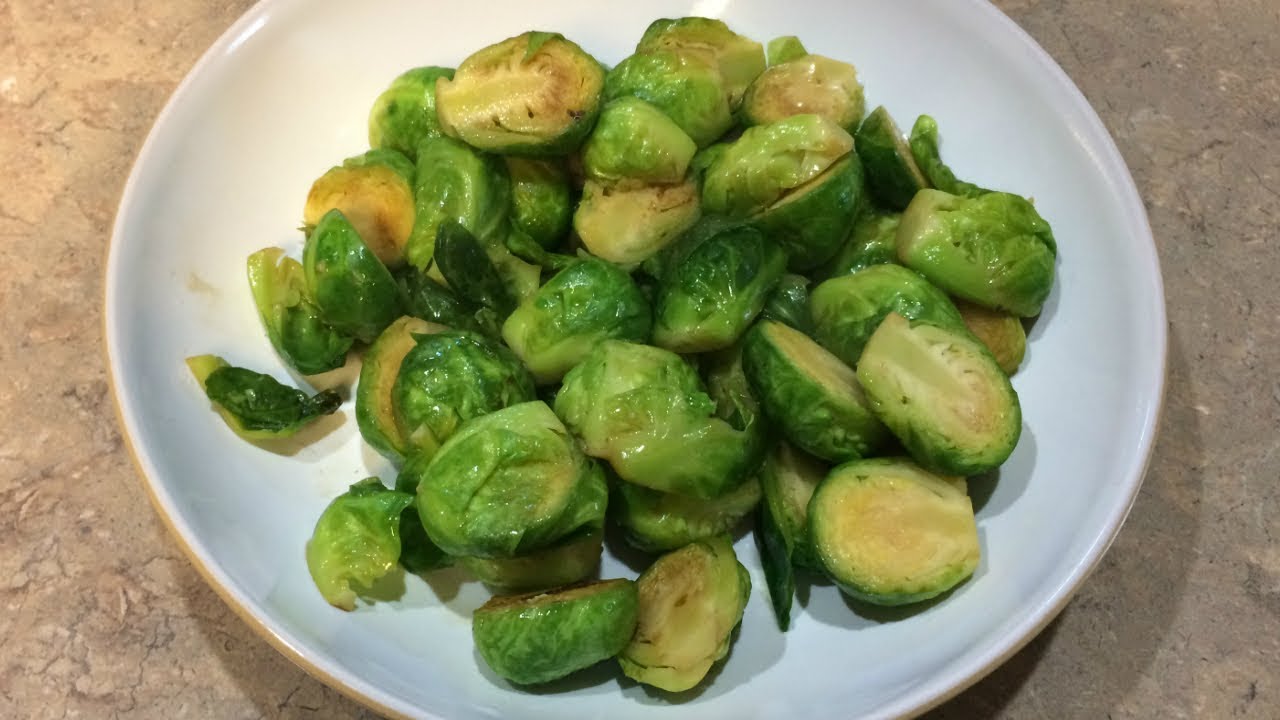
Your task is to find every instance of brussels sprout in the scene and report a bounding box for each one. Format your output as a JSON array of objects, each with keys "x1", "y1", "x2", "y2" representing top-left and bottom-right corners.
[
  {"x1": 766, "y1": 36, "x2": 807, "y2": 66},
  {"x1": 460, "y1": 531, "x2": 603, "y2": 593},
  {"x1": 808, "y1": 457, "x2": 980, "y2": 605},
  {"x1": 856, "y1": 106, "x2": 930, "y2": 211},
  {"x1": 756, "y1": 443, "x2": 827, "y2": 630},
  {"x1": 748, "y1": 154, "x2": 865, "y2": 271},
  {"x1": 305, "y1": 478, "x2": 414, "y2": 611},
  {"x1": 613, "y1": 475, "x2": 761, "y2": 553},
  {"x1": 954, "y1": 298, "x2": 1027, "y2": 375},
  {"x1": 909, "y1": 114, "x2": 989, "y2": 198},
  {"x1": 412, "y1": 401, "x2": 608, "y2": 558},
  {"x1": 825, "y1": 209, "x2": 902, "y2": 279},
  {"x1": 573, "y1": 177, "x2": 701, "y2": 266},
  {"x1": 635, "y1": 17, "x2": 766, "y2": 109},
  {"x1": 435, "y1": 32, "x2": 605, "y2": 156},
  {"x1": 355, "y1": 316, "x2": 447, "y2": 463},
  {"x1": 506, "y1": 157, "x2": 573, "y2": 249},
  {"x1": 603, "y1": 51, "x2": 733, "y2": 147},
  {"x1": 740, "y1": 55, "x2": 865, "y2": 134},
  {"x1": 651, "y1": 220, "x2": 786, "y2": 353},
  {"x1": 404, "y1": 135, "x2": 510, "y2": 272},
  {"x1": 368, "y1": 66, "x2": 455, "y2": 161},
  {"x1": 186, "y1": 355, "x2": 341, "y2": 440},
  {"x1": 856, "y1": 313, "x2": 1021, "y2": 475},
  {"x1": 391, "y1": 330, "x2": 536, "y2": 459},
  {"x1": 303, "y1": 208, "x2": 403, "y2": 343},
  {"x1": 743, "y1": 320, "x2": 889, "y2": 463},
  {"x1": 302, "y1": 149, "x2": 417, "y2": 268},
  {"x1": 759, "y1": 273, "x2": 811, "y2": 333},
  {"x1": 394, "y1": 266, "x2": 501, "y2": 337},
  {"x1": 897, "y1": 189, "x2": 1056, "y2": 317},
  {"x1": 433, "y1": 221, "x2": 516, "y2": 317},
  {"x1": 246, "y1": 248, "x2": 353, "y2": 375},
  {"x1": 501, "y1": 258, "x2": 652, "y2": 384},
  {"x1": 809, "y1": 264, "x2": 966, "y2": 367},
  {"x1": 702, "y1": 114, "x2": 854, "y2": 218},
  {"x1": 581, "y1": 97, "x2": 698, "y2": 185},
  {"x1": 473, "y1": 578, "x2": 638, "y2": 685},
  {"x1": 617, "y1": 535, "x2": 750, "y2": 692},
  {"x1": 554, "y1": 341, "x2": 760, "y2": 499}
]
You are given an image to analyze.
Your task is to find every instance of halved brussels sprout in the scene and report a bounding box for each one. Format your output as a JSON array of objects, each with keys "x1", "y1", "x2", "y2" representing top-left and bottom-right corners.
[
  {"x1": 506, "y1": 157, "x2": 573, "y2": 250},
  {"x1": 635, "y1": 17, "x2": 766, "y2": 109},
  {"x1": 756, "y1": 443, "x2": 827, "y2": 630},
  {"x1": 909, "y1": 114, "x2": 989, "y2": 199},
  {"x1": 573, "y1": 177, "x2": 701, "y2": 266},
  {"x1": 618, "y1": 535, "x2": 750, "y2": 692},
  {"x1": 603, "y1": 51, "x2": 733, "y2": 147},
  {"x1": 855, "y1": 106, "x2": 930, "y2": 211},
  {"x1": 368, "y1": 66, "x2": 455, "y2": 161},
  {"x1": 355, "y1": 316, "x2": 447, "y2": 463},
  {"x1": 305, "y1": 478, "x2": 413, "y2": 611},
  {"x1": 391, "y1": 329, "x2": 535, "y2": 459},
  {"x1": 701, "y1": 114, "x2": 854, "y2": 218},
  {"x1": 613, "y1": 475, "x2": 761, "y2": 553},
  {"x1": 187, "y1": 355, "x2": 341, "y2": 440},
  {"x1": 955, "y1": 298, "x2": 1027, "y2": 375},
  {"x1": 748, "y1": 153, "x2": 865, "y2": 271},
  {"x1": 412, "y1": 401, "x2": 608, "y2": 558},
  {"x1": 473, "y1": 578, "x2": 638, "y2": 685},
  {"x1": 435, "y1": 32, "x2": 605, "y2": 155},
  {"x1": 394, "y1": 266, "x2": 501, "y2": 337},
  {"x1": 581, "y1": 97, "x2": 698, "y2": 185},
  {"x1": 856, "y1": 313, "x2": 1021, "y2": 475},
  {"x1": 766, "y1": 36, "x2": 807, "y2": 66},
  {"x1": 554, "y1": 341, "x2": 760, "y2": 499},
  {"x1": 809, "y1": 263, "x2": 966, "y2": 367},
  {"x1": 303, "y1": 208, "x2": 403, "y2": 343},
  {"x1": 825, "y1": 209, "x2": 902, "y2": 279},
  {"x1": 303, "y1": 149, "x2": 417, "y2": 268},
  {"x1": 760, "y1": 273, "x2": 811, "y2": 334},
  {"x1": 501, "y1": 258, "x2": 652, "y2": 384},
  {"x1": 246, "y1": 248, "x2": 353, "y2": 375},
  {"x1": 405, "y1": 135, "x2": 511, "y2": 272},
  {"x1": 743, "y1": 320, "x2": 889, "y2": 463},
  {"x1": 652, "y1": 220, "x2": 786, "y2": 353},
  {"x1": 808, "y1": 457, "x2": 980, "y2": 605},
  {"x1": 897, "y1": 189, "x2": 1057, "y2": 317},
  {"x1": 460, "y1": 531, "x2": 603, "y2": 593},
  {"x1": 740, "y1": 54, "x2": 865, "y2": 134}
]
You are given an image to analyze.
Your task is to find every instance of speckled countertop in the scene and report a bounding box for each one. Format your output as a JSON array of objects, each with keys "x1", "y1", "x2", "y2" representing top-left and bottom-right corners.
[{"x1": 1, "y1": 0, "x2": 1277, "y2": 717}]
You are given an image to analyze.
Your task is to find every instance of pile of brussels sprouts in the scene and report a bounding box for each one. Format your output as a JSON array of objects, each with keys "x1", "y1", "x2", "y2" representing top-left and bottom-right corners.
[{"x1": 189, "y1": 16, "x2": 1056, "y2": 694}]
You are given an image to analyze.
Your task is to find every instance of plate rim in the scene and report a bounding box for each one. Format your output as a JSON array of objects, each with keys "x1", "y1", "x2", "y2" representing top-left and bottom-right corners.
[{"x1": 103, "y1": 1, "x2": 1169, "y2": 718}]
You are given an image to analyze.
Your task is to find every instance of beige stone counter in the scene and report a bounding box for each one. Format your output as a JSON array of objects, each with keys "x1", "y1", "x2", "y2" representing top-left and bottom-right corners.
[{"x1": 1, "y1": 1, "x2": 1276, "y2": 717}]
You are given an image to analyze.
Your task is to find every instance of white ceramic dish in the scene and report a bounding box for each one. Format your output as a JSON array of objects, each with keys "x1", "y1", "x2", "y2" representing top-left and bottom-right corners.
[{"x1": 106, "y1": 1, "x2": 1166, "y2": 718}]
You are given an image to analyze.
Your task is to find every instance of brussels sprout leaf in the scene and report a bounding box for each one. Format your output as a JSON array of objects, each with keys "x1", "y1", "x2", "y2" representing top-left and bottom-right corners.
[
  {"x1": 908, "y1": 115, "x2": 991, "y2": 198},
  {"x1": 187, "y1": 355, "x2": 341, "y2": 440},
  {"x1": 434, "y1": 221, "x2": 516, "y2": 317}
]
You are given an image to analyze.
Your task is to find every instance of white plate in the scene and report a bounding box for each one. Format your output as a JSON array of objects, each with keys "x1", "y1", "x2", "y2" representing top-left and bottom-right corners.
[{"x1": 106, "y1": 1, "x2": 1166, "y2": 718}]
